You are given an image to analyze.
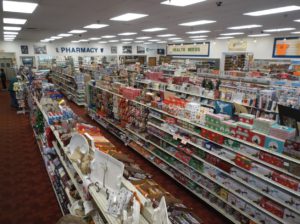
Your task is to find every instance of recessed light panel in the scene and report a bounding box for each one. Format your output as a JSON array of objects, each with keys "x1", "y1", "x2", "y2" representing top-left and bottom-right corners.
[
  {"x1": 3, "y1": 18, "x2": 27, "y2": 24},
  {"x1": 172, "y1": 39, "x2": 185, "y2": 42},
  {"x1": 134, "y1": 41, "x2": 144, "y2": 43},
  {"x1": 79, "y1": 39, "x2": 88, "y2": 42},
  {"x1": 142, "y1": 27, "x2": 167, "y2": 32},
  {"x1": 157, "y1": 41, "x2": 167, "y2": 43},
  {"x1": 161, "y1": 0, "x2": 206, "y2": 7},
  {"x1": 228, "y1": 24, "x2": 262, "y2": 30},
  {"x1": 136, "y1": 36, "x2": 151, "y2": 39},
  {"x1": 248, "y1": 34, "x2": 271, "y2": 37},
  {"x1": 98, "y1": 41, "x2": 108, "y2": 44},
  {"x1": 3, "y1": 26, "x2": 22, "y2": 31},
  {"x1": 189, "y1": 35, "x2": 208, "y2": 38},
  {"x1": 264, "y1": 28, "x2": 295, "y2": 32},
  {"x1": 108, "y1": 40, "x2": 119, "y2": 42},
  {"x1": 3, "y1": 0, "x2": 38, "y2": 13},
  {"x1": 118, "y1": 32, "x2": 137, "y2": 36},
  {"x1": 51, "y1": 36, "x2": 63, "y2": 39},
  {"x1": 58, "y1": 33, "x2": 73, "y2": 37},
  {"x1": 121, "y1": 38, "x2": 133, "y2": 41},
  {"x1": 4, "y1": 31, "x2": 18, "y2": 34},
  {"x1": 71, "y1": 40, "x2": 80, "y2": 43},
  {"x1": 88, "y1": 37, "x2": 101, "y2": 40},
  {"x1": 149, "y1": 39, "x2": 160, "y2": 42},
  {"x1": 110, "y1": 13, "x2": 148, "y2": 21},
  {"x1": 192, "y1": 38, "x2": 206, "y2": 41},
  {"x1": 102, "y1": 35, "x2": 116, "y2": 38},
  {"x1": 179, "y1": 20, "x2": 216, "y2": 26},
  {"x1": 244, "y1": 5, "x2": 300, "y2": 16},
  {"x1": 122, "y1": 42, "x2": 132, "y2": 44},
  {"x1": 168, "y1": 37, "x2": 182, "y2": 40},
  {"x1": 217, "y1": 36, "x2": 234, "y2": 39},
  {"x1": 186, "y1": 30, "x2": 210, "y2": 34},
  {"x1": 291, "y1": 31, "x2": 300, "y2": 34},
  {"x1": 84, "y1": 24, "x2": 109, "y2": 29},
  {"x1": 69, "y1": 30, "x2": 87, "y2": 34},
  {"x1": 294, "y1": 19, "x2": 300, "y2": 22},
  {"x1": 220, "y1": 32, "x2": 244, "y2": 36},
  {"x1": 157, "y1": 34, "x2": 176, "y2": 37}
]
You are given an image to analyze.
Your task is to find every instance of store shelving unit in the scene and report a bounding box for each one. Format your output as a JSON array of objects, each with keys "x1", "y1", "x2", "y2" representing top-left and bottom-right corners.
[
  {"x1": 51, "y1": 71, "x2": 86, "y2": 106},
  {"x1": 87, "y1": 83, "x2": 300, "y2": 224}
]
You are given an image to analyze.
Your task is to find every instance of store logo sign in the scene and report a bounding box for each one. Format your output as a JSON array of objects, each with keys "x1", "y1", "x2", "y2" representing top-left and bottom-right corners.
[{"x1": 56, "y1": 47, "x2": 104, "y2": 53}]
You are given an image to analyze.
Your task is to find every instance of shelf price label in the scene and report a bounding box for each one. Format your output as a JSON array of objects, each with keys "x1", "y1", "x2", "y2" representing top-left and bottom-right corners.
[
  {"x1": 181, "y1": 139, "x2": 187, "y2": 145},
  {"x1": 173, "y1": 134, "x2": 179, "y2": 140}
]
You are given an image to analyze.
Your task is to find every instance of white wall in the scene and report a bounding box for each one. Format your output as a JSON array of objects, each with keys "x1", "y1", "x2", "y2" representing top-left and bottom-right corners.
[{"x1": 0, "y1": 36, "x2": 296, "y2": 68}]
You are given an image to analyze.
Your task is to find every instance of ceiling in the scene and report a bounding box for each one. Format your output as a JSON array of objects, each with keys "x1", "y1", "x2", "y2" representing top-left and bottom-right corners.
[{"x1": 1, "y1": 0, "x2": 300, "y2": 43}]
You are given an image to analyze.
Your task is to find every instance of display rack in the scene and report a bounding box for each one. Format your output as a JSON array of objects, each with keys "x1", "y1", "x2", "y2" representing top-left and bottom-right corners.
[
  {"x1": 87, "y1": 82, "x2": 300, "y2": 224},
  {"x1": 51, "y1": 71, "x2": 86, "y2": 106}
]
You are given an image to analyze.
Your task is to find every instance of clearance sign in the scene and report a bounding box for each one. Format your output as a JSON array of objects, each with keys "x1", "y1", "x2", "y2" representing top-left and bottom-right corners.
[
  {"x1": 167, "y1": 42, "x2": 210, "y2": 56},
  {"x1": 273, "y1": 37, "x2": 300, "y2": 58}
]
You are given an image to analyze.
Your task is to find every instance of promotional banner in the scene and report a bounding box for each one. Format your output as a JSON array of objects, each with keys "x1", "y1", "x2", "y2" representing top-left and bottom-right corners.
[
  {"x1": 273, "y1": 37, "x2": 300, "y2": 58},
  {"x1": 167, "y1": 43, "x2": 210, "y2": 56},
  {"x1": 228, "y1": 39, "x2": 247, "y2": 51}
]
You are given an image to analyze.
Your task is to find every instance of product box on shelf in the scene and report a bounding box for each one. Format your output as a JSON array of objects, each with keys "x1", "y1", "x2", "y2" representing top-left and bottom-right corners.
[
  {"x1": 234, "y1": 154, "x2": 252, "y2": 170},
  {"x1": 284, "y1": 136, "x2": 300, "y2": 159},
  {"x1": 251, "y1": 163, "x2": 273, "y2": 177},
  {"x1": 224, "y1": 139, "x2": 240, "y2": 150},
  {"x1": 249, "y1": 130, "x2": 266, "y2": 147},
  {"x1": 259, "y1": 152, "x2": 284, "y2": 168},
  {"x1": 219, "y1": 188, "x2": 229, "y2": 200},
  {"x1": 239, "y1": 113, "x2": 255, "y2": 125},
  {"x1": 260, "y1": 197, "x2": 285, "y2": 218},
  {"x1": 269, "y1": 124, "x2": 296, "y2": 141},
  {"x1": 264, "y1": 136, "x2": 285, "y2": 153},
  {"x1": 283, "y1": 209, "x2": 300, "y2": 224},
  {"x1": 220, "y1": 120, "x2": 237, "y2": 136},
  {"x1": 253, "y1": 118, "x2": 276, "y2": 135},
  {"x1": 271, "y1": 172, "x2": 300, "y2": 192},
  {"x1": 145, "y1": 72, "x2": 163, "y2": 81}
]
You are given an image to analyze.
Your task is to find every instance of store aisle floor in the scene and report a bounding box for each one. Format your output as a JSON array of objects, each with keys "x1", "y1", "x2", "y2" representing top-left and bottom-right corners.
[
  {"x1": 69, "y1": 101, "x2": 231, "y2": 224},
  {"x1": 0, "y1": 91, "x2": 62, "y2": 224}
]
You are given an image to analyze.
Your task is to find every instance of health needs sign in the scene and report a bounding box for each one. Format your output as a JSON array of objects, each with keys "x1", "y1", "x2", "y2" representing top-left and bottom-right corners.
[
  {"x1": 56, "y1": 47, "x2": 104, "y2": 54},
  {"x1": 167, "y1": 42, "x2": 210, "y2": 56}
]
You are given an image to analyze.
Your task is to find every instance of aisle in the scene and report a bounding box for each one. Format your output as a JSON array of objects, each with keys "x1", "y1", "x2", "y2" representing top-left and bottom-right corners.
[
  {"x1": 69, "y1": 101, "x2": 231, "y2": 224},
  {"x1": 0, "y1": 91, "x2": 62, "y2": 224}
]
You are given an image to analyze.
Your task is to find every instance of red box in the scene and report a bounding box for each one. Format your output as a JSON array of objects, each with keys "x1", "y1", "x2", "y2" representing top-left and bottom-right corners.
[
  {"x1": 260, "y1": 197, "x2": 284, "y2": 218},
  {"x1": 206, "y1": 154, "x2": 232, "y2": 173},
  {"x1": 210, "y1": 132, "x2": 225, "y2": 144},
  {"x1": 272, "y1": 172, "x2": 299, "y2": 191},
  {"x1": 259, "y1": 152, "x2": 284, "y2": 168},
  {"x1": 284, "y1": 137, "x2": 300, "y2": 159},
  {"x1": 174, "y1": 151, "x2": 191, "y2": 164},
  {"x1": 235, "y1": 132, "x2": 250, "y2": 141},
  {"x1": 249, "y1": 131, "x2": 266, "y2": 147},
  {"x1": 235, "y1": 154, "x2": 252, "y2": 170}
]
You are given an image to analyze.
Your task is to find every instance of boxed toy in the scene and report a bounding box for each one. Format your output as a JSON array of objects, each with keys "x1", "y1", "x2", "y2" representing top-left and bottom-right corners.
[
  {"x1": 220, "y1": 120, "x2": 237, "y2": 135},
  {"x1": 284, "y1": 136, "x2": 300, "y2": 159},
  {"x1": 272, "y1": 172, "x2": 300, "y2": 192},
  {"x1": 260, "y1": 197, "x2": 284, "y2": 218},
  {"x1": 234, "y1": 154, "x2": 252, "y2": 170},
  {"x1": 249, "y1": 131, "x2": 266, "y2": 147},
  {"x1": 253, "y1": 118, "x2": 276, "y2": 135},
  {"x1": 264, "y1": 136, "x2": 285, "y2": 153},
  {"x1": 259, "y1": 152, "x2": 284, "y2": 168}
]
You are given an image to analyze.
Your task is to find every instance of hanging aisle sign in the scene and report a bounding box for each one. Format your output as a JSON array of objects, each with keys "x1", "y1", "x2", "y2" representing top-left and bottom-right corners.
[
  {"x1": 167, "y1": 42, "x2": 210, "y2": 56},
  {"x1": 56, "y1": 47, "x2": 104, "y2": 54},
  {"x1": 273, "y1": 37, "x2": 300, "y2": 58}
]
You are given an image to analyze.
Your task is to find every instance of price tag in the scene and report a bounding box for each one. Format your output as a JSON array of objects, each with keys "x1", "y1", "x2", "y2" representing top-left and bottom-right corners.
[
  {"x1": 173, "y1": 134, "x2": 179, "y2": 140},
  {"x1": 283, "y1": 162, "x2": 289, "y2": 167}
]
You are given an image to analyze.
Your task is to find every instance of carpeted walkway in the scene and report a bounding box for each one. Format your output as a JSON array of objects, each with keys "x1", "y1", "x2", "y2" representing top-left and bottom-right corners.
[
  {"x1": 0, "y1": 90, "x2": 62, "y2": 224},
  {"x1": 69, "y1": 101, "x2": 230, "y2": 224}
]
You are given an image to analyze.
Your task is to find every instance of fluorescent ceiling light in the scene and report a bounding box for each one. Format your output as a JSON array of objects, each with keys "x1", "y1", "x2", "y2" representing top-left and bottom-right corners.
[
  {"x1": 136, "y1": 36, "x2": 151, "y2": 39},
  {"x1": 51, "y1": 36, "x2": 63, "y2": 39},
  {"x1": 40, "y1": 40, "x2": 49, "y2": 42},
  {"x1": 68, "y1": 30, "x2": 87, "y2": 34},
  {"x1": 102, "y1": 35, "x2": 116, "y2": 38},
  {"x1": 3, "y1": 0, "x2": 38, "y2": 13},
  {"x1": 3, "y1": 31, "x2": 18, "y2": 34},
  {"x1": 161, "y1": 0, "x2": 206, "y2": 7},
  {"x1": 3, "y1": 26, "x2": 21, "y2": 31},
  {"x1": 216, "y1": 36, "x2": 234, "y2": 39},
  {"x1": 84, "y1": 24, "x2": 109, "y2": 29},
  {"x1": 71, "y1": 40, "x2": 80, "y2": 43},
  {"x1": 58, "y1": 33, "x2": 73, "y2": 37},
  {"x1": 79, "y1": 39, "x2": 88, "y2": 42},
  {"x1": 149, "y1": 39, "x2": 160, "y2": 42},
  {"x1": 4, "y1": 39, "x2": 14, "y2": 41},
  {"x1": 168, "y1": 37, "x2": 182, "y2": 40},
  {"x1": 134, "y1": 41, "x2": 144, "y2": 43},
  {"x1": 220, "y1": 32, "x2": 244, "y2": 36},
  {"x1": 4, "y1": 37, "x2": 15, "y2": 40},
  {"x1": 157, "y1": 34, "x2": 176, "y2": 37},
  {"x1": 294, "y1": 19, "x2": 300, "y2": 22},
  {"x1": 3, "y1": 18, "x2": 27, "y2": 24},
  {"x1": 144, "y1": 42, "x2": 151, "y2": 45},
  {"x1": 179, "y1": 20, "x2": 216, "y2": 26},
  {"x1": 89, "y1": 37, "x2": 101, "y2": 40},
  {"x1": 228, "y1": 24, "x2": 262, "y2": 30},
  {"x1": 110, "y1": 13, "x2": 148, "y2": 21},
  {"x1": 98, "y1": 41, "x2": 108, "y2": 44},
  {"x1": 173, "y1": 40, "x2": 185, "y2": 42},
  {"x1": 118, "y1": 32, "x2": 137, "y2": 36},
  {"x1": 46, "y1": 38, "x2": 55, "y2": 41},
  {"x1": 291, "y1": 31, "x2": 300, "y2": 34},
  {"x1": 108, "y1": 40, "x2": 119, "y2": 42},
  {"x1": 244, "y1": 5, "x2": 300, "y2": 16},
  {"x1": 122, "y1": 42, "x2": 132, "y2": 44},
  {"x1": 248, "y1": 34, "x2": 271, "y2": 37},
  {"x1": 4, "y1": 34, "x2": 16, "y2": 37},
  {"x1": 264, "y1": 28, "x2": 295, "y2": 32},
  {"x1": 186, "y1": 30, "x2": 210, "y2": 34},
  {"x1": 142, "y1": 27, "x2": 167, "y2": 32},
  {"x1": 157, "y1": 41, "x2": 167, "y2": 43},
  {"x1": 121, "y1": 38, "x2": 133, "y2": 41},
  {"x1": 189, "y1": 35, "x2": 207, "y2": 38},
  {"x1": 192, "y1": 38, "x2": 206, "y2": 41}
]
